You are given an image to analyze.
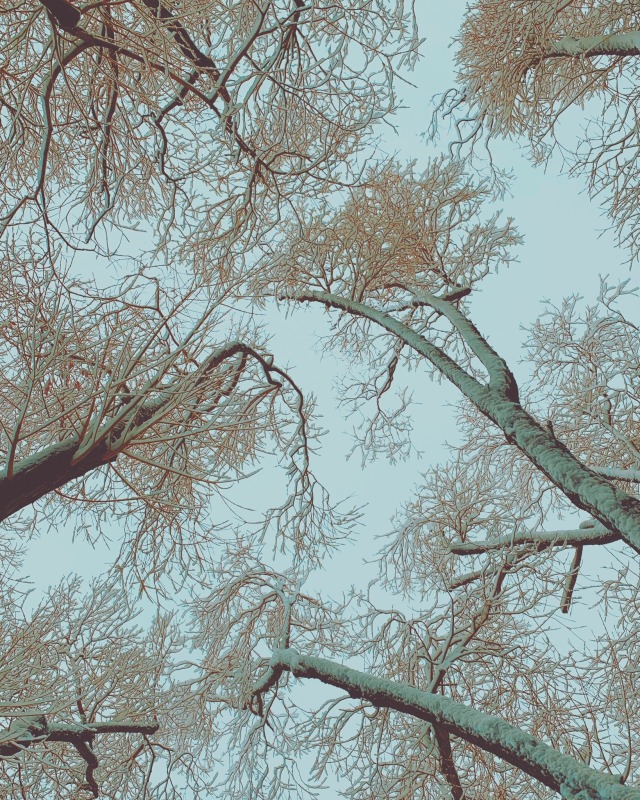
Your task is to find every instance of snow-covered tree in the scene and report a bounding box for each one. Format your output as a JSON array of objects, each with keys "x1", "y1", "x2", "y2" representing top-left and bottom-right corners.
[
  {"x1": 437, "y1": 0, "x2": 640, "y2": 258},
  {"x1": 1, "y1": 2, "x2": 640, "y2": 799}
]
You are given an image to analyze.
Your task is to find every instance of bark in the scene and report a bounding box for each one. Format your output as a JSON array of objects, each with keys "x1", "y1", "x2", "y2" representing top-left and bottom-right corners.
[
  {"x1": 290, "y1": 290, "x2": 640, "y2": 554},
  {"x1": 0, "y1": 341, "x2": 258, "y2": 523},
  {"x1": 433, "y1": 726, "x2": 466, "y2": 800},
  {"x1": 255, "y1": 648, "x2": 640, "y2": 800},
  {"x1": 38, "y1": 0, "x2": 81, "y2": 31},
  {"x1": 543, "y1": 31, "x2": 640, "y2": 60},
  {"x1": 0, "y1": 718, "x2": 159, "y2": 757},
  {"x1": 1, "y1": 717, "x2": 158, "y2": 798}
]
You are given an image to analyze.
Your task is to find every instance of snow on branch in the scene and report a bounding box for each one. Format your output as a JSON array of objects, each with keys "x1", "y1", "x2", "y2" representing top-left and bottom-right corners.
[
  {"x1": 289, "y1": 289, "x2": 640, "y2": 556},
  {"x1": 0, "y1": 716, "x2": 158, "y2": 797},
  {"x1": 253, "y1": 648, "x2": 640, "y2": 800},
  {"x1": 410, "y1": 289, "x2": 519, "y2": 401},
  {"x1": 0, "y1": 341, "x2": 279, "y2": 522},
  {"x1": 589, "y1": 467, "x2": 640, "y2": 483},
  {"x1": 542, "y1": 31, "x2": 640, "y2": 61},
  {"x1": 449, "y1": 525, "x2": 619, "y2": 555}
]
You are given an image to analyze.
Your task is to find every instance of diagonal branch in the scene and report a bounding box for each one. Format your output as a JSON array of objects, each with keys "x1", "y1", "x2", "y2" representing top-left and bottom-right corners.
[
  {"x1": 138, "y1": 0, "x2": 232, "y2": 104},
  {"x1": 0, "y1": 341, "x2": 274, "y2": 523},
  {"x1": 288, "y1": 289, "x2": 640, "y2": 554},
  {"x1": 38, "y1": 0, "x2": 81, "y2": 31},
  {"x1": 253, "y1": 648, "x2": 640, "y2": 800},
  {"x1": 411, "y1": 290, "x2": 519, "y2": 400}
]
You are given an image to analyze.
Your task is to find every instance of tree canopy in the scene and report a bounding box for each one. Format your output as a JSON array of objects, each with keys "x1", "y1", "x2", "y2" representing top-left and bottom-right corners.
[{"x1": 1, "y1": 1, "x2": 640, "y2": 799}]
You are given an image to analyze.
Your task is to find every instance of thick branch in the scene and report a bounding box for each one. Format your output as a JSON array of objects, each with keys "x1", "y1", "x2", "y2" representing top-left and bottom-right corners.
[
  {"x1": 38, "y1": 0, "x2": 81, "y2": 31},
  {"x1": 560, "y1": 545, "x2": 583, "y2": 614},
  {"x1": 543, "y1": 31, "x2": 640, "y2": 60},
  {"x1": 589, "y1": 466, "x2": 640, "y2": 483},
  {"x1": 259, "y1": 649, "x2": 638, "y2": 800},
  {"x1": 449, "y1": 526, "x2": 620, "y2": 555},
  {"x1": 411, "y1": 290, "x2": 519, "y2": 400},
  {"x1": 290, "y1": 290, "x2": 640, "y2": 554},
  {"x1": 1, "y1": 717, "x2": 158, "y2": 798},
  {"x1": 0, "y1": 341, "x2": 261, "y2": 523},
  {"x1": 0, "y1": 717, "x2": 158, "y2": 757},
  {"x1": 433, "y1": 726, "x2": 466, "y2": 800},
  {"x1": 139, "y1": 0, "x2": 232, "y2": 103}
]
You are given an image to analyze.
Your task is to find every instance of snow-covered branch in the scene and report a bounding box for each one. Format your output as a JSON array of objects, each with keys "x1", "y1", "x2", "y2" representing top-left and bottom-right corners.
[
  {"x1": 0, "y1": 341, "x2": 276, "y2": 523},
  {"x1": 411, "y1": 290, "x2": 519, "y2": 400},
  {"x1": 0, "y1": 716, "x2": 158, "y2": 797},
  {"x1": 542, "y1": 31, "x2": 640, "y2": 60},
  {"x1": 255, "y1": 648, "x2": 640, "y2": 800},
  {"x1": 589, "y1": 467, "x2": 640, "y2": 483},
  {"x1": 449, "y1": 526, "x2": 619, "y2": 555},
  {"x1": 290, "y1": 289, "x2": 640, "y2": 555}
]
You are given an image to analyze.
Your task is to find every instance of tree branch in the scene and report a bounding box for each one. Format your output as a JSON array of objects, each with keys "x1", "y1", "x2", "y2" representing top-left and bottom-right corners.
[
  {"x1": 287, "y1": 290, "x2": 640, "y2": 554},
  {"x1": 449, "y1": 526, "x2": 620, "y2": 555},
  {"x1": 258, "y1": 648, "x2": 638, "y2": 800},
  {"x1": 411, "y1": 289, "x2": 519, "y2": 401},
  {"x1": 589, "y1": 466, "x2": 640, "y2": 483},
  {"x1": 0, "y1": 341, "x2": 270, "y2": 523},
  {"x1": 560, "y1": 545, "x2": 583, "y2": 614},
  {"x1": 38, "y1": 0, "x2": 81, "y2": 31},
  {"x1": 138, "y1": 0, "x2": 232, "y2": 103},
  {"x1": 1, "y1": 717, "x2": 158, "y2": 798},
  {"x1": 542, "y1": 31, "x2": 640, "y2": 60},
  {"x1": 433, "y1": 725, "x2": 466, "y2": 800}
]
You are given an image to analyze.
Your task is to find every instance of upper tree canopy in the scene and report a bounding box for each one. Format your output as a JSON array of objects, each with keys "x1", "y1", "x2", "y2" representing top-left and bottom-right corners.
[
  {"x1": 440, "y1": 0, "x2": 640, "y2": 257},
  {"x1": 1, "y1": 2, "x2": 640, "y2": 799}
]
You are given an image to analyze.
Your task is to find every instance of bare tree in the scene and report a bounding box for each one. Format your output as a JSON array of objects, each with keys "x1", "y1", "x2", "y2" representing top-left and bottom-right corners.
[
  {"x1": 2, "y1": 2, "x2": 640, "y2": 800},
  {"x1": 0, "y1": 1, "x2": 419, "y2": 791},
  {"x1": 0, "y1": 0, "x2": 418, "y2": 263},
  {"x1": 209, "y1": 158, "x2": 640, "y2": 799},
  {"x1": 434, "y1": 0, "x2": 640, "y2": 258}
]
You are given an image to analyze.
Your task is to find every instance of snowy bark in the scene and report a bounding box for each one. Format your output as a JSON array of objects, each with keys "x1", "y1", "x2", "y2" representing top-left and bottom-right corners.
[
  {"x1": 449, "y1": 526, "x2": 619, "y2": 554},
  {"x1": 0, "y1": 341, "x2": 255, "y2": 523},
  {"x1": 543, "y1": 31, "x2": 640, "y2": 60},
  {"x1": 589, "y1": 467, "x2": 640, "y2": 483},
  {"x1": 255, "y1": 648, "x2": 640, "y2": 800},
  {"x1": 290, "y1": 290, "x2": 640, "y2": 554}
]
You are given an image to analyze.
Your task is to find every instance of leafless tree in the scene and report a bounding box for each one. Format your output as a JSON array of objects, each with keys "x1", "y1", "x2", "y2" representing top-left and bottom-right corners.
[
  {"x1": 2, "y1": 2, "x2": 640, "y2": 799},
  {"x1": 0, "y1": 0, "x2": 416, "y2": 792},
  {"x1": 434, "y1": 0, "x2": 640, "y2": 258},
  {"x1": 224, "y1": 158, "x2": 640, "y2": 799}
]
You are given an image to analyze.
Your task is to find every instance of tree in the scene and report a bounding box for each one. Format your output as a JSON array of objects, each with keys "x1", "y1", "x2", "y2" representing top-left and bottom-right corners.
[
  {"x1": 436, "y1": 0, "x2": 640, "y2": 258},
  {"x1": 1, "y1": 1, "x2": 640, "y2": 799}
]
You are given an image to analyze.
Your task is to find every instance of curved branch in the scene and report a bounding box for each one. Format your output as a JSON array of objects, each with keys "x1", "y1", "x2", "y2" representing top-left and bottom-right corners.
[
  {"x1": 259, "y1": 648, "x2": 639, "y2": 800},
  {"x1": 411, "y1": 289, "x2": 519, "y2": 400},
  {"x1": 38, "y1": 0, "x2": 81, "y2": 31}
]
